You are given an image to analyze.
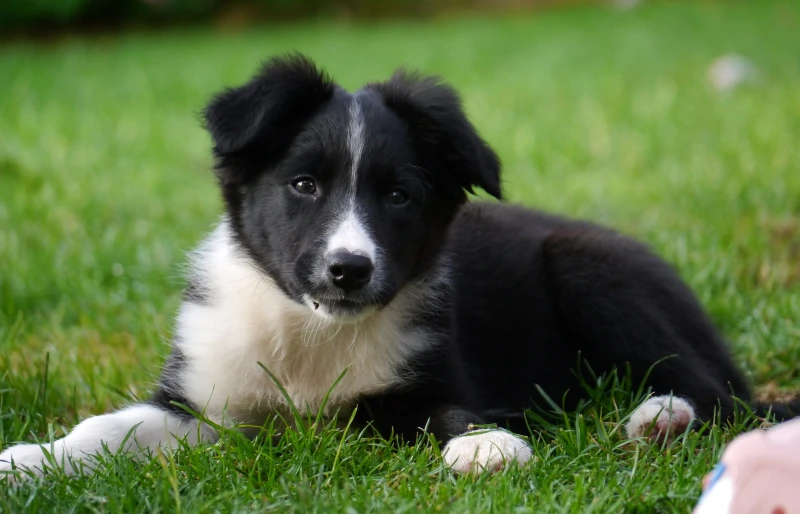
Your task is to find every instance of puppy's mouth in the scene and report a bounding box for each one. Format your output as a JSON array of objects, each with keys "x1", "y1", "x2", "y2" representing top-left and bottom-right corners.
[
  {"x1": 312, "y1": 298, "x2": 363, "y2": 311},
  {"x1": 307, "y1": 295, "x2": 377, "y2": 320}
]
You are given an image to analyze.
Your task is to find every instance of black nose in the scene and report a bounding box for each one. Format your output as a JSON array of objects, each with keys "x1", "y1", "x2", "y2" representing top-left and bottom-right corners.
[{"x1": 327, "y1": 251, "x2": 374, "y2": 291}]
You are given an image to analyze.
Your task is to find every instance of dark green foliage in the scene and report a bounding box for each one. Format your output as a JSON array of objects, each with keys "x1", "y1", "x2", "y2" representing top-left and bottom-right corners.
[{"x1": 0, "y1": 0, "x2": 445, "y2": 30}]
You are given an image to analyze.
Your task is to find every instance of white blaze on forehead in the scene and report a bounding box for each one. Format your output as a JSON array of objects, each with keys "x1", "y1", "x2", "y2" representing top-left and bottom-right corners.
[
  {"x1": 347, "y1": 96, "x2": 365, "y2": 189},
  {"x1": 325, "y1": 95, "x2": 376, "y2": 261}
]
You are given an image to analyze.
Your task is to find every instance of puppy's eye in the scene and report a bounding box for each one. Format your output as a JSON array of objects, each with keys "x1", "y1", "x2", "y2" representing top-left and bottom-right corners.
[
  {"x1": 292, "y1": 178, "x2": 317, "y2": 195},
  {"x1": 386, "y1": 188, "x2": 409, "y2": 206}
]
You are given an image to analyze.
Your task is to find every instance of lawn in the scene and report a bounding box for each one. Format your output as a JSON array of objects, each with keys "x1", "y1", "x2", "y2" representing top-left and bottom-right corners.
[{"x1": 1, "y1": 0, "x2": 799, "y2": 511}]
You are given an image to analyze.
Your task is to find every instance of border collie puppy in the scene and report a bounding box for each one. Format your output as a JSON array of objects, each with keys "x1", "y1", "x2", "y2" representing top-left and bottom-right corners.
[{"x1": 1, "y1": 54, "x2": 795, "y2": 478}]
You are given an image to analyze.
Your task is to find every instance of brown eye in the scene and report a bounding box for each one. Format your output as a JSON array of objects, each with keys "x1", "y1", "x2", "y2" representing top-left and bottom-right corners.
[
  {"x1": 292, "y1": 178, "x2": 317, "y2": 195},
  {"x1": 387, "y1": 188, "x2": 409, "y2": 206}
]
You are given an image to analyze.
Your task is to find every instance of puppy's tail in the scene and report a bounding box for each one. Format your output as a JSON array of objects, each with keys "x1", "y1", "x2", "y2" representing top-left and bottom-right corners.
[{"x1": 751, "y1": 399, "x2": 800, "y2": 421}]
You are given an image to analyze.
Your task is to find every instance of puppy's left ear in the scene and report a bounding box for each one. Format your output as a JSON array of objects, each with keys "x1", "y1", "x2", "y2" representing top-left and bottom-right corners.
[{"x1": 369, "y1": 71, "x2": 501, "y2": 200}]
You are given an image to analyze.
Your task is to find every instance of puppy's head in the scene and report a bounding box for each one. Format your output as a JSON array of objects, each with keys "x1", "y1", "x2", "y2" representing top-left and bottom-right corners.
[{"x1": 204, "y1": 54, "x2": 501, "y2": 322}]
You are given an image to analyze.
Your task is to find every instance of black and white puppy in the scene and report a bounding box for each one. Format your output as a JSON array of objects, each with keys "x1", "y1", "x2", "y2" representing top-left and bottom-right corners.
[{"x1": 1, "y1": 54, "x2": 794, "y2": 478}]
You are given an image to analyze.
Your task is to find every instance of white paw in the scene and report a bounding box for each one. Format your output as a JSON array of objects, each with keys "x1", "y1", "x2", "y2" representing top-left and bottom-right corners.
[
  {"x1": 626, "y1": 395, "x2": 695, "y2": 442},
  {"x1": 0, "y1": 443, "x2": 54, "y2": 480},
  {"x1": 443, "y1": 428, "x2": 532, "y2": 474}
]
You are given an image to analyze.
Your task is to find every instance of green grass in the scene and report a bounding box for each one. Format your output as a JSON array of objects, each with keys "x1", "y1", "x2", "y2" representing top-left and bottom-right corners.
[{"x1": 2, "y1": 0, "x2": 800, "y2": 511}]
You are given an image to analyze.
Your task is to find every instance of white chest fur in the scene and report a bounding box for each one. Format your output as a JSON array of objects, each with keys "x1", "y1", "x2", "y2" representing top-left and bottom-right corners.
[{"x1": 174, "y1": 222, "x2": 435, "y2": 426}]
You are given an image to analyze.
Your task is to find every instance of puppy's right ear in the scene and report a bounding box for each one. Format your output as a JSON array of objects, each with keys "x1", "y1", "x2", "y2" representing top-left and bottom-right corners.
[{"x1": 203, "y1": 54, "x2": 335, "y2": 185}]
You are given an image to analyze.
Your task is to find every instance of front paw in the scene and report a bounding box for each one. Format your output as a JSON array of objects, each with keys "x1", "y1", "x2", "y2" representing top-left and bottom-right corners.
[
  {"x1": 443, "y1": 428, "x2": 533, "y2": 474},
  {"x1": 625, "y1": 395, "x2": 695, "y2": 443},
  {"x1": 0, "y1": 444, "x2": 52, "y2": 481}
]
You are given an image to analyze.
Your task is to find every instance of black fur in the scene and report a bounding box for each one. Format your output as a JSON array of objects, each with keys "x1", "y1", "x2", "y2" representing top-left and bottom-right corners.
[
  {"x1": 149, "y1": 347, "x2": 196, "y2": 420},
  {"x1": 355, "y1": 203, "x2": 775, "y2": 442},
  {"x1": 204, "y1": 54, "x2": 336, "y2": 182},
  {"x1": 182, "y1": 278, "x2": 211, "y2": 306},
  {"x1": 367, "y1": 70, "x2": 502, "y2": 201},
  {"x1": 168, "y1": 54, "x2": 794, "y2": 445}
]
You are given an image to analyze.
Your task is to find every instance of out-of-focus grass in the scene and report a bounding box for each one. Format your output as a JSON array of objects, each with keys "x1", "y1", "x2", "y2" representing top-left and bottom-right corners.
[{"x1": 1, "y1": 1, "x2": 799, "y2": 511}]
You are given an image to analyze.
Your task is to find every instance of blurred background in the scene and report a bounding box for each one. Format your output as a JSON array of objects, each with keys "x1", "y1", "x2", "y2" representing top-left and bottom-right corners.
[
  {"x1": 2, "y1": 0, "x2": 643, "y2": 34},
  {"x1": 0, "y1": 0, "x2": 798, "y2": 419}
]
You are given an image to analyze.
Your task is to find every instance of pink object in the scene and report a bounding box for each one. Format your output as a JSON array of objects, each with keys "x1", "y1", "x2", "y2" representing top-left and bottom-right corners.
[{"x1": 694, "y1": 418, "x2": 800, "y2": 514}]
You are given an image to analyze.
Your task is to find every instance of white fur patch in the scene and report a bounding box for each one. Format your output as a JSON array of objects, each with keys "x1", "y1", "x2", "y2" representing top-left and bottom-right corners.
[
  {"x1": 347, "y1": 97, "x2": 365, "y2": 188},
  {"x1": 443, "y1": 429, "x2": 533, "y2": 474},
  {"x1": 324, "y1": 97, "x2": 376, "y2": 261},
  {"x1": 325, "y1": 210, "x2": 377, "y2": 260},
  {"x1": 0, "y1": 405, "x2": 214, "y2": 479},
  {"x1": 177, "y1": 220, "x2": 438, "y2": 427},
  {"x1": 1, "y1": 214, "x2": 441, "y2": 479},
  {"x1": 625, "y1": 395, "x2": 696, "y2": 441}
]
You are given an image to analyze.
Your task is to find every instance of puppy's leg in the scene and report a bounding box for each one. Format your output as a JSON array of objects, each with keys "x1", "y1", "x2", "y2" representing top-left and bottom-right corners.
[
  {"x1": 422, "y1": 404, "x2": 533, "y2": 474},
  {"x1": 542, "y1": 229, "x2": 751, "y2": 436},
  {"x1": 359, "y1": 394, "x2": 533, "y2": 474},
  {"x1": 0, "y1": 402, "x2": 216, "y2": 479},
  {"x1": 442, "y1": 426, "x2": 533, "y2": 474}
]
